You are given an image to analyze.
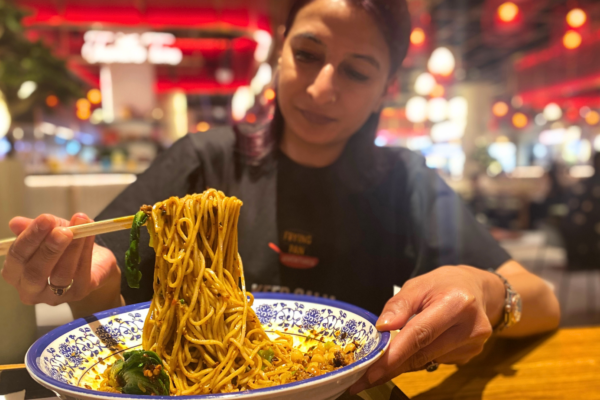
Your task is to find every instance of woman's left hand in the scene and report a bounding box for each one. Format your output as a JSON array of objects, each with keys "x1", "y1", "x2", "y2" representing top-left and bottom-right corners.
[{"x1": 349, "y1": 265, "x2": 505, "y2": 395}]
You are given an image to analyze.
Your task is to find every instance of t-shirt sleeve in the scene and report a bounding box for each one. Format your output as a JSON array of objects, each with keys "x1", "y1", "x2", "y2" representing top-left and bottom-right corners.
[
  {"x1": 401, "y1": 150, "x2": 511, "y2": 277},
  {"x1": 94, "y1": 135, "x2": 204, "y2": 305}
]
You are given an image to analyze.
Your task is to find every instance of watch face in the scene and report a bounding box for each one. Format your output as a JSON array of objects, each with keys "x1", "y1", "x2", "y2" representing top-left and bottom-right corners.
[{"x1": 510, "y1": 292, "x2": 522, "y2": 325}]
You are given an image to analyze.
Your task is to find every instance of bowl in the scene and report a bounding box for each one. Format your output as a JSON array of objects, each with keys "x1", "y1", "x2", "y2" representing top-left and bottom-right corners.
[{"x1": 26, "y1": 293, "x2": 390, "y2": 400}]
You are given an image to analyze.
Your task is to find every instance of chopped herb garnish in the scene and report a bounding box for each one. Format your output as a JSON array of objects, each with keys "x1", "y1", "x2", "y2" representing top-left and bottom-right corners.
[{"x1": 258, "y1": 348, "x2": 274, "y2": 363}]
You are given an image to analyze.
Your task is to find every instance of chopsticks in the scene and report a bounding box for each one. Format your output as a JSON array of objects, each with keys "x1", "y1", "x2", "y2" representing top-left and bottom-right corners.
[
  {"x1": 0, "y1": 215, "x2": 135, "y2": 257},
  {"x1": 0, "y1": 363, "x2": 26, "y2": 371}
]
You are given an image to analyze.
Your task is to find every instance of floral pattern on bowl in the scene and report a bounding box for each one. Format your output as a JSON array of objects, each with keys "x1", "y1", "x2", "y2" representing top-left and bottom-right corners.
[{"x1": 27, "y1": 293, "x2": 390, "y2": 400}]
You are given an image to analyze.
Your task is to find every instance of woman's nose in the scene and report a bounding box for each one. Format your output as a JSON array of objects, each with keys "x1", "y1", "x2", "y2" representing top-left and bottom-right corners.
[{"x1": 307, "y1": 64, "x2": 337, "y2": 105}]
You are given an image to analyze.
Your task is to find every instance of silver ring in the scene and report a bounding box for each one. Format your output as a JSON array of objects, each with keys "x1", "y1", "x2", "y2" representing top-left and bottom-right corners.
[
  {"x1": 48, "y1": 277, "x2": 73, "y2": 296},
  {"x1": 425, "y1": 360, "x2": 439, "y2": 372}
]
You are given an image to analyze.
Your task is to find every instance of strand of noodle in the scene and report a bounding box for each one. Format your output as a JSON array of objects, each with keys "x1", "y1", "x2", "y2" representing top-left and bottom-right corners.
[{"x1": 142, "y1": 191, "x2": 299, "y2": 394}]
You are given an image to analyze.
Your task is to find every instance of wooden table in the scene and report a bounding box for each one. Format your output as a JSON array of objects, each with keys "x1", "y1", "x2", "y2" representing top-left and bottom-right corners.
[
  {"x1": 2, "y1": 327, "x2": 599, "y2": 400},
  {"x1": 393, "y1": 327, "x2": 600, "y2": 400}
]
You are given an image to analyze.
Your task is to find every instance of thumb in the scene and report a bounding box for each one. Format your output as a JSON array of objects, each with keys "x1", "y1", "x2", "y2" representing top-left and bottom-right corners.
[
  {"x1": 376, "y1": 284, "x2": 426, "y2": 331},
  {"x1": 8, "y1": 217, "x2": 34, "y2": 236}
]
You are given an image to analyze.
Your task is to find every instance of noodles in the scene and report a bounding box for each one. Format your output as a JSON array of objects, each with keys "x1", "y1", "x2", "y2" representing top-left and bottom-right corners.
[{"x1": 125, "y1": 189, "x2": 354, "y2": 395}]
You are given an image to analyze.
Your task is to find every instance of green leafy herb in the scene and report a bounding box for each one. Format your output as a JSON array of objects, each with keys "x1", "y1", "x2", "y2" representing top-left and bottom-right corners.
[
  {"x1": 258, "y1": 348, "x2": 274, "y2": 363},
  {"x1": 107, "y1": 350, "x2": 169, "y2": 396},
  {"x1": 147, "y1": 217, "x2": 156, "y2": 248},
  {"x1": 179, "y1": 299, "x2": 185, "y2": 305},
  {"x1": 125, "y1": 211, "x2": 148, "y2": 289}
]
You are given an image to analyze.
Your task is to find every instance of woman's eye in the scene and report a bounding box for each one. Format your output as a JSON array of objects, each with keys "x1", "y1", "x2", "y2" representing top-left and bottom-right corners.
[
  {"x1": 344, "y1": 67, "x2": 369, "y2": 82},
  {"x1": 294, "y1": 50, "x2": 319, "y2": 62}
]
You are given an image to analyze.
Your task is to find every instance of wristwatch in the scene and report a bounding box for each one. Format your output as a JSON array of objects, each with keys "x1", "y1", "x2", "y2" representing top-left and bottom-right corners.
[{"x1": 488, "y1": 269, "x2": 522, "y2": 332}]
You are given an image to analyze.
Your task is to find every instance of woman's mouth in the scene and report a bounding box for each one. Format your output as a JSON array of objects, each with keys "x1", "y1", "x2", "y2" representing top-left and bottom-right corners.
[{"x1": 298, "y1": 108, "x2": 338, "y2": 125}]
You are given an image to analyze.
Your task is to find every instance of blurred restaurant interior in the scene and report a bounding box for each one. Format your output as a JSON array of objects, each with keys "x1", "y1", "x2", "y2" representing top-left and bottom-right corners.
[{"x1": 1, "y1": 0, "x2": 600, "y2": 364}]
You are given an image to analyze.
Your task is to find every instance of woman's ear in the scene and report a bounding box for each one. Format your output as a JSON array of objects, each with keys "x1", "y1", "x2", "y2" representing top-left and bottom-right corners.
[
  {"x1": 372, "y1": 77, "x2": 397, "y2": 113},
  {"x1": 276, "y1": 24, "x2": 286, "y2": 62},
  {"x1": 372, "y1": 96, "x2": 385, "y2": 114}
]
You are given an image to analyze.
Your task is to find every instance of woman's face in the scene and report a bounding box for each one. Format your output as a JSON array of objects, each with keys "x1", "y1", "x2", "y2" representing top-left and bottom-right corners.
[{"x1": 277, "y1": 0, "x2": 391, "y2": 147}]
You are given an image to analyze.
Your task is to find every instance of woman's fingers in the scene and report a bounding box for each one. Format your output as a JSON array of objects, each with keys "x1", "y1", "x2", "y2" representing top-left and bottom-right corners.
[
  {"x1": 48, "y1": 214, "x2": 91, "y2": 290},
  {"x1": 375, "y1": 281, "x2": 426, "y2": 331},
  {"x1": 71, "y1": 235, "x2": 95, "y2": 299},
  {"x1": 375, "y1": 291, "x2": 468, "y2": 370},
  {"x1": 3, "y1": 215, "x2": 58, "y2": 285},
  {"x1": 2, "y1": 213, "x2": 97, "y2": 306},
  {"x1": 8, "y1": 217, "x2": 33, "y2": 236},
  {"x1": 434, "y1": 342, "x2": 485, "y2": 366},
  {"x1": 20, "y1": 227, "x2": 73, "y2": 302},
  {"x1": 373, "y1": 308, "x2": 457, "y2": 376},
  {"x1": 350, "y1": 289, "x2": 481, "y2": 395},
  {"x1": 349, "y1": 329, "x2": 485, "y2": 395},
  {"x1": 68, "y1": 215, "x2": 96, "y2": 300}
]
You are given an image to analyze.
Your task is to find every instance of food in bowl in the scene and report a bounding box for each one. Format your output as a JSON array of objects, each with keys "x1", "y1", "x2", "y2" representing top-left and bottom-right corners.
[
  {"x1": 115, "y1": 190, "x2": 359, "y2": 395},
  {"x1": 27, "y1": 295, "x2": 388, "y2": 400},
  {"x1": 26, "y1": 189, "x2": 389, "y2": 400}
]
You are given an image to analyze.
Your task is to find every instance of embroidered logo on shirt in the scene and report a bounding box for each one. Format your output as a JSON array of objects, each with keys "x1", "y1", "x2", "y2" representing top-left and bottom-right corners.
[{"x1": 269, "y1": 240, "x2": 319, "y2": 269}]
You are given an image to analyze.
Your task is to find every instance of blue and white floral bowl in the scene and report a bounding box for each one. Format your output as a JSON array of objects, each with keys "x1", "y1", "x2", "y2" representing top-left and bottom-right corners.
[{"x1": 26, "y1": 293, "x2": 390, "y2": 400}]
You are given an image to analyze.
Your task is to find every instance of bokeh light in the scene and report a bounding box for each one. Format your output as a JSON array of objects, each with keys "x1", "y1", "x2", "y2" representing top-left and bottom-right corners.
[
  {"x1": 0, "y1": 92, "x2": 10, "y2": 139},
  {"x1": 428, "y1": 98, "x2": 448, "y2": 123},
  {"x1": 87, "y1": 89, "x2": 102, "y2": 105},
  {"x1": 535, "y1": 114, "x2": 547, "y2": 126},
  {"x1": 76, "y1": 108, "x2": 91, "y2": 120},
  {"x1": 410, "y1": 28, "x2": 426, "y2": 46},
  {"x1": 0, "y1": 138, "x2": 11, "y2": 156},
  {"x1": 46, "y1": 95, "x2": 59, "y2": 108},
  {"x1": 66, "y1": 140, "x2": 82, "y2": 155},
  {"x1": 563, "y1": 31, "x2": 582, "y2": 50},
  {"x1": 427, "y1": 47, "x2": 455, "y2": 77},
  {"x1": 264, "y1": 88, "x2": 276, "y2": 101},
  {"x1": 566, "y1": 8, "x2": 586, "y2": 29},
  {"x1": 492, "y1": 101, "x2": 509, "y2": 117},
  {"x1": 196, "y1": 122, "x2": 210, "y2": 132},
  {"x1": 512, "y1": 112, "x2": 528, "y2": 128},
  {"x1": 497, "y1": 2, "x2": 519, "y2": 23},
  {"x1": 448, "y1": 97, "x2": 468, "y2": 122},
  {"x1": 430, "y1": 84, "x2": 445, "y2": 98},
  {"x1": 77, "y1": 98, "x2": 91, "y2": 110},
  {"x1": 90, "y1": 109, "x2": 104, "y2": 124},
  {"x1": 543, "y1": 103, "x2": 562, "y2": 121},
  {"x1": 406, "y1": 96, "x2": 428, "y2": 123},
  {"x1": 414, "y1": 72, "x2": 436, "y2": 96},
  {"x1": 382, "y1": 107, "x2": 396, "y2": 118},
  {"x1": 585, "y1": 110, "x2": 600, "y2": 126}
]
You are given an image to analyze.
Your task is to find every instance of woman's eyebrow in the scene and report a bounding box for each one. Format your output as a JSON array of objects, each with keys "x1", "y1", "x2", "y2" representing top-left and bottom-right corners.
[
  {"x1": 291, "y1": 32, "x2": 381, "y2": 70},
  {"x1": 350, "y1": 54, "x2": 381, "y2": 70},
  {"x1": 292, "y1": 32, "x2": 326, "y2": 46}
]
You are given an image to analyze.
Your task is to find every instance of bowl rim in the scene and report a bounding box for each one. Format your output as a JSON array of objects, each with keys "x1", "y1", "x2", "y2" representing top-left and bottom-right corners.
[{"x1": 26, "y1": 293, "x2": 390, "y2": 399}]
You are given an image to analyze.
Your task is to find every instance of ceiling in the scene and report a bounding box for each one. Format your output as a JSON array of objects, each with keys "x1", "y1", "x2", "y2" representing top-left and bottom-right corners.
[
  {"x1": 15, "y1": 0, "x2": 600, "y2": 101},
  {"x1": 423, "y1": 0, "x2": 599, "y2": 82}
]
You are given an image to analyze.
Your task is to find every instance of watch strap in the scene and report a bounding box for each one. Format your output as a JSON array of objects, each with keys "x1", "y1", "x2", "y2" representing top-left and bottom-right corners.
[{"x1": 488, "y1": 269, "x2": 514, "y2": 333}]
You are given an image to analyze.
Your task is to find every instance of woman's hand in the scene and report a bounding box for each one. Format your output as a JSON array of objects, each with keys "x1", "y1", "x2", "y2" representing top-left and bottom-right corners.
[
  {"x1": 349, "y1": 265, "x2": 506, "y2": 395},
  {"x1": 1, "y1": 213, "x2": 122, "y2": 312}
]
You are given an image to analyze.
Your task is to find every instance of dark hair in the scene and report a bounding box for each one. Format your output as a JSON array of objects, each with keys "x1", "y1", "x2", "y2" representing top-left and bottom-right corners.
[{"x1": 236, "y1": 0, "x2": 411, "y2": 190}]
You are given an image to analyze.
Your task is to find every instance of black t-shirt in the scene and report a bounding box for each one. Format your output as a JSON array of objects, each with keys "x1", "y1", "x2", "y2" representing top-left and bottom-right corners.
[{"x1": 96, "y1": 128, "x2": 510, "y2": 314}]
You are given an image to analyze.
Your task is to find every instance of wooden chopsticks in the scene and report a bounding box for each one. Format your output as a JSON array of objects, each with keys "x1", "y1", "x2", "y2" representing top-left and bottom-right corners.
[
  {"x1": 0, "y1": 363, "x2": 26, "y2": 371},
  {"x1": 0, "y1": 215, "x2": 135, "y2": 257}
]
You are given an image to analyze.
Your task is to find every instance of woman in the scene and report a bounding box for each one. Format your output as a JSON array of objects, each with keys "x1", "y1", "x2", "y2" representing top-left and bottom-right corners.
[{"x1": 3, "y1": 0, "x2": 559, "y2": 395}]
